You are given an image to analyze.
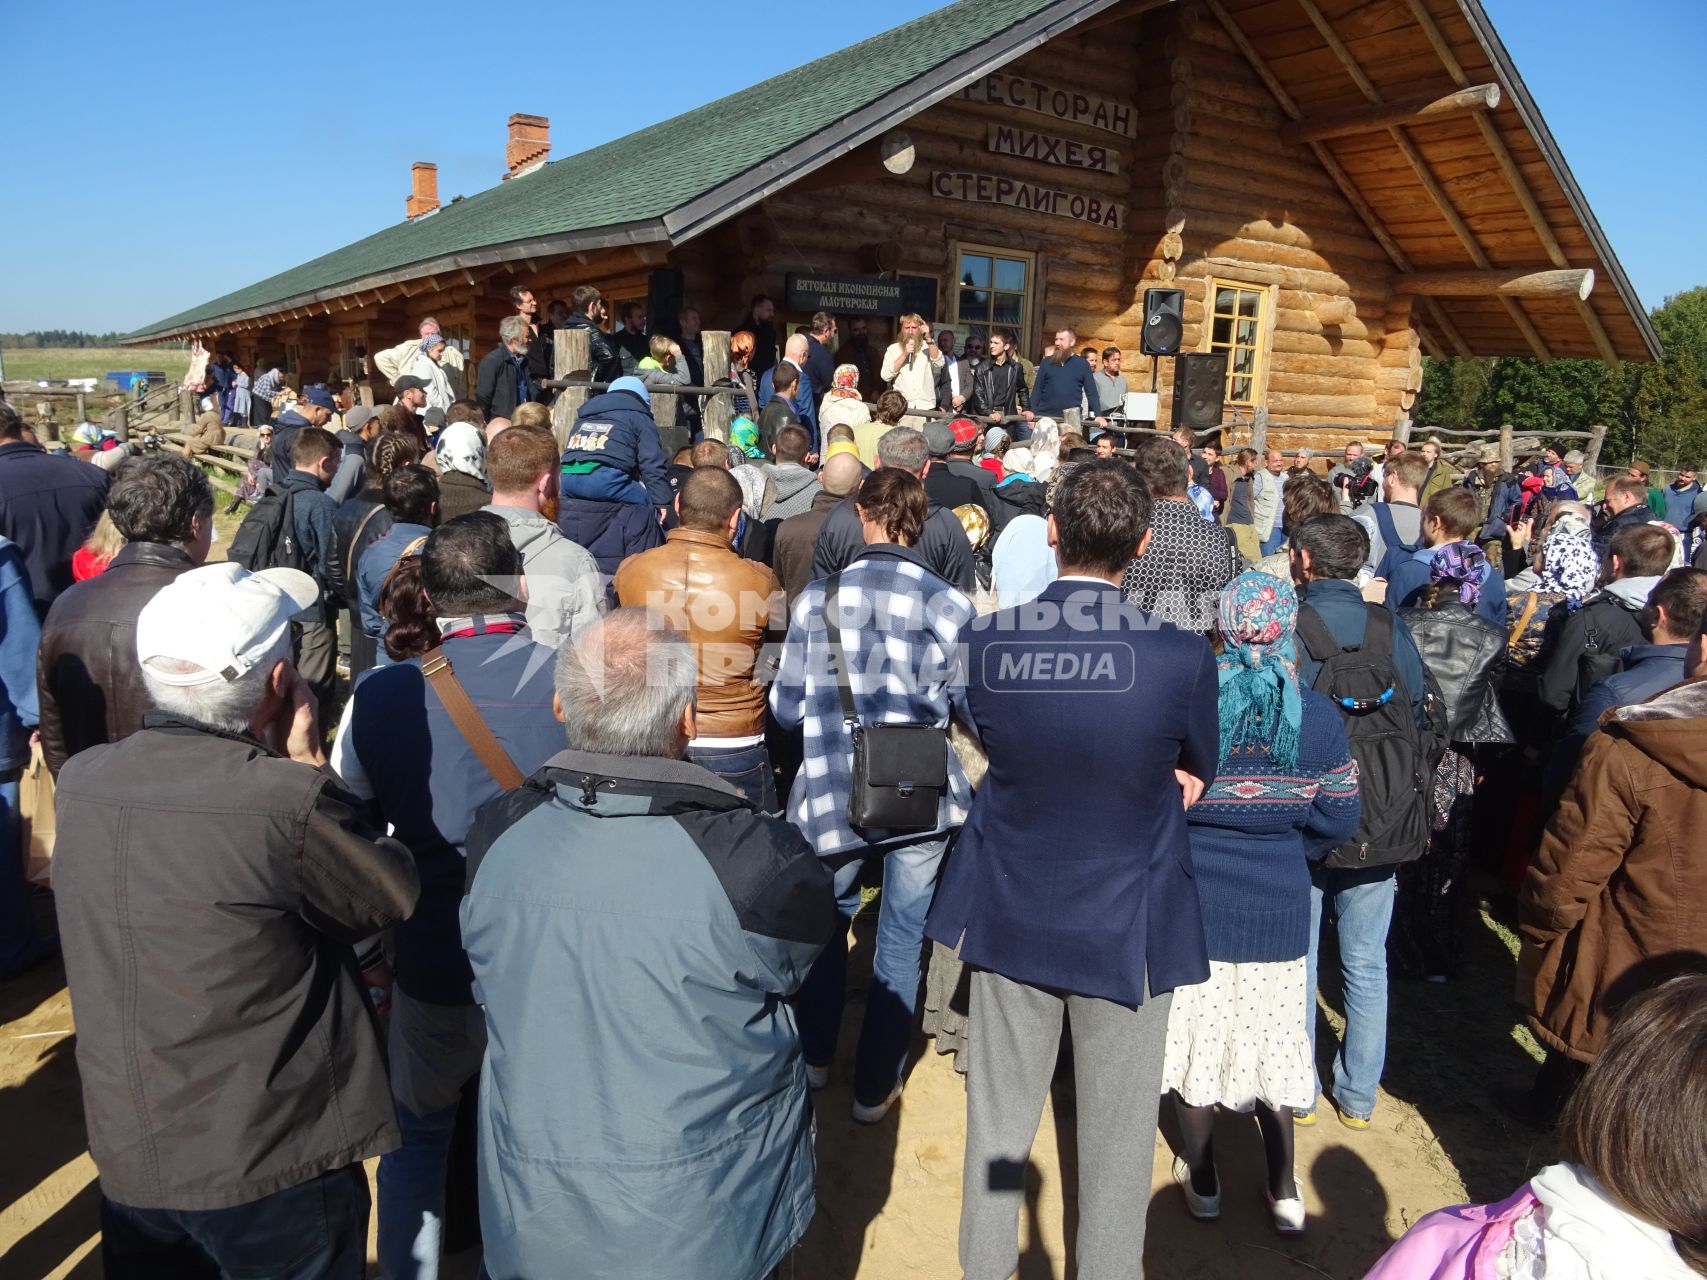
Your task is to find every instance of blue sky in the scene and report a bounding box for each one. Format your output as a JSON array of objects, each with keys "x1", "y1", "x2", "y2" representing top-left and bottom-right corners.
[{"x1": 1, "y1": 0, "x2": 1700, "y2": 334}]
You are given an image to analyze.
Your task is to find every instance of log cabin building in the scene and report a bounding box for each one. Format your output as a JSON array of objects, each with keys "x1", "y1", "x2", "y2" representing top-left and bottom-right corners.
[{"x1": 125, "y1": 0, "x2": 1658, "y2": 443}]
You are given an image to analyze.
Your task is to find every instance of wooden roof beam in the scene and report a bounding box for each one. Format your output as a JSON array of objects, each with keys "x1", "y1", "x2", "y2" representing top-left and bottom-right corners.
[
  {"x1": 1577, "y1": 296, "x2": 1620, "y2": 368},
  {"x1": 1394, "y1": 268, "x2": 1596, "y2": 299},
  {"x1": 1277, "y1": 84, "x2": 1501, "y2": 145},
  {"x1": 1421, "y1": 298, "x2": 1473, "y2": 359}
]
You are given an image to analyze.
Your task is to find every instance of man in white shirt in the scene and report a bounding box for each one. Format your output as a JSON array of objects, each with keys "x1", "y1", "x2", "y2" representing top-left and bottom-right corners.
[{"x1": 882, "y1": 313, "x2": 945, "y2": 419}]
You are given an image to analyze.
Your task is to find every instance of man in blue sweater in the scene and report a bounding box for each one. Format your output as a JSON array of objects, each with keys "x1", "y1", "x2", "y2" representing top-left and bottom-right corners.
[
  {"x1": 331, "y1": 514, "x2": 564, "y2": 1280},
  {"x1": 558, "y1": 375, "x2": 673, "y2": 577},
  {"x1": 1027, "y1": 327, "x2": 1105, "y2": 426},
  {"x1": 0, "y1": 535, "x2": 46, "y2": 977},
  {"x1": 1291, "y1": 514, "x2": 1429, "y2": 1130},
  {"x1": 1386, "y1": 485, "x2": 1507, "y2": 626}
]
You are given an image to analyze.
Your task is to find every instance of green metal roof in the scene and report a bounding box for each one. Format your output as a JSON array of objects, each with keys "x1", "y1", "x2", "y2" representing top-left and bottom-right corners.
[{"x1": 128, "y1": 0, "x2": 1076, "y2": 341}]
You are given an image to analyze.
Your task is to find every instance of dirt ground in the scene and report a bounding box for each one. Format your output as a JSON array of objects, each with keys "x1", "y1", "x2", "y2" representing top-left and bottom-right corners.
[{"x1": 2, "y1": 889, "x2": 1552, "y2": 1279}]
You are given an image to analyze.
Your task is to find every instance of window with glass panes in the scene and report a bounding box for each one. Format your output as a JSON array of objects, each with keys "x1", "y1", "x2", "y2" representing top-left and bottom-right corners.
[
  {"x1": 1208, "y1": 281, "x2": 1267, "y2": 406},
  {"x1": 954, "y1": 247, "x2": 1033, "y2": 351}
]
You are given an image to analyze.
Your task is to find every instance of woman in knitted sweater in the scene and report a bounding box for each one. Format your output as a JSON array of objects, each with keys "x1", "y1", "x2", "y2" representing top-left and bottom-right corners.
[{"x1": 1163, "y1": 572, "x2": 1361, "y2": 1236}]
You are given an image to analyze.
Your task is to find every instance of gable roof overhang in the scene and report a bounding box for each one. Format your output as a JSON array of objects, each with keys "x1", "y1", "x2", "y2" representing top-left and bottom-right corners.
[{"x1": 126, "y1": 0, "x2": 1658, "y2": 367}]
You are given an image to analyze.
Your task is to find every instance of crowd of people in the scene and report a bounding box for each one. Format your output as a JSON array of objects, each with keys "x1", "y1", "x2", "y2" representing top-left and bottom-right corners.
[{"x1": 0, "y1": 286, "x2": 1705, "y2": 1280}]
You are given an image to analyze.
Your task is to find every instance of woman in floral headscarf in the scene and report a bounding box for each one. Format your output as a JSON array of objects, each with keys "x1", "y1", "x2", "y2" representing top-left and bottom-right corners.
[
  {"x1": 1506, "y1": 523, "x2": 1601, "y2": 669},
  {"x1": 1163, "y1": 572, "x2": 1360, "y2": 1237},
  {"x1": 1394, "y1": 543, "x2": 1513, "y2": 981},
  {"x1": 818, "y1": 362, "x2": 871, "y2": 435}
]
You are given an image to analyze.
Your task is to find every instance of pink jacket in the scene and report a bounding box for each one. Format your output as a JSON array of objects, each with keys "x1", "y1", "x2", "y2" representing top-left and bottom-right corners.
[{"x1": 1362, "y1": 1186, "x2": 1536, "y2": 1279}]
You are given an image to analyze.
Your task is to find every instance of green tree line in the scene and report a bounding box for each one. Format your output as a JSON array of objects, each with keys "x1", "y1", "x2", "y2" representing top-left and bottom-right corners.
[
  {"x1": 1412, "y1": 285, "x2": 1707, "y2": 470},
  {"x1": 0, "y1": 330, "x2": 138, "y2": 349}
]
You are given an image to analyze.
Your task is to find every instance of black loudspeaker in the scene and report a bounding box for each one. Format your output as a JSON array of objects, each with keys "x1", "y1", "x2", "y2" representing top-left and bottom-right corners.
[
  {"x1": 1141, "y1": 287, "x2": 1185, "y2": 356},
  {"x1": 647, "y1": 268, "x2": 685, "y2": 339},
  {"x1": 1172, "y1": 352, "x2": 1228, "y2": 428}
]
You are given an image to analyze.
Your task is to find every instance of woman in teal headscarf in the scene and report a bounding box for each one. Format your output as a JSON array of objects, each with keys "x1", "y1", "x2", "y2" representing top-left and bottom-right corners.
[{"x1": 1162, "y1": 571, "x2": 1362, "y2": 1236}]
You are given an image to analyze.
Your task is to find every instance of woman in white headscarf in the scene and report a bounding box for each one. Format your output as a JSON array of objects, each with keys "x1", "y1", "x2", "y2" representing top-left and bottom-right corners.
[
  {"x1": 433, "y1": 420, "x2": 491, "y2": 522},
  {"x1": 414, "y1": 334, "x2": 456, "y2": 413}
]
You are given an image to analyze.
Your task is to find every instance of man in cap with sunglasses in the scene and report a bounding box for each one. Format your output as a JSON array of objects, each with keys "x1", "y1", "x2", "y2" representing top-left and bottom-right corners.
[{"x1": 53, "y1": 561, "x2": 420, "y2": 1278}]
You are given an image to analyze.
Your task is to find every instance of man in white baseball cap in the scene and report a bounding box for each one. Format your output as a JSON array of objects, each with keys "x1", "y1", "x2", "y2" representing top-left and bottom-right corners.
[{"x1": 53, "y1": 559, "x2": 420, "y2": 1277}]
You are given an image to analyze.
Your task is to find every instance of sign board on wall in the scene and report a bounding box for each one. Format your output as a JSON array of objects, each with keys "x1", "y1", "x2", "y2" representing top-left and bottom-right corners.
[
  {"x1": 784, "y1": 273, "x2": 905, "y2": 316},
  {"x1": 959, "y1": 74, "x2": 1135, "y2": 137},
  {"x1": 987, "y1": 123, "x2": 1119, "y2": 174},
  {"x1": 930, "y1": 171, "x2": 1123, "y2": 230}
]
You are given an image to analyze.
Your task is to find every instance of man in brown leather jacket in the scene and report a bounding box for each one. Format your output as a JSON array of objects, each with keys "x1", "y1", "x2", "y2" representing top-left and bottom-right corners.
[
  {"x1": 38, "y1": 455, "x2": 213, "y2": 774},
  {"x1": 613, "y1": 467, "x2": 785, "y2": 809}
]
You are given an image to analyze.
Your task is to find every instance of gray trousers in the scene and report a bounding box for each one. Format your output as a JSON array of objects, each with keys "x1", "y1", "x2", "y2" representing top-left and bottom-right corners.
[{"x1": 959, "y1": 968, "x2": 1172, "y2": 1280}]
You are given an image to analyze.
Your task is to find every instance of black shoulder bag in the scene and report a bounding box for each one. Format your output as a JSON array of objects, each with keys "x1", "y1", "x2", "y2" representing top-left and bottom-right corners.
[{"x1": 824, "y1": 575, "x2": 949, "y2": 832}]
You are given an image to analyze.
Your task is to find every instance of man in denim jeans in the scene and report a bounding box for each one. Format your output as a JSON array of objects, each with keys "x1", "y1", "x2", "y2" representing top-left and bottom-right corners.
[{"x1": 1290, "y1": 514, "x2": 1431, "y2": 1130}]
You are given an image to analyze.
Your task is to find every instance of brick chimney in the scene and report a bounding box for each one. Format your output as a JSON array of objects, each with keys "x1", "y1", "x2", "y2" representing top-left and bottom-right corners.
[
  {"x1": 504, "y1": 113, "x2": 551, "y2": 181},
  {"x1": 406, "y1": 162, "x2": 439, "y2": 218}
]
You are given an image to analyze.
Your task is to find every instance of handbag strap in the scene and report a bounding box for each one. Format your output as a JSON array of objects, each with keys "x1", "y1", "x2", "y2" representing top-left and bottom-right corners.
[
  {"x1": 343, "y1": 503, "x2": 386, "y2": 583},
  {"x1": 421, "y1": 646, "x2": 524, "y2": 790},
  {"x1": 822, "y1": 574, "x2": 859, "y2": 728}
]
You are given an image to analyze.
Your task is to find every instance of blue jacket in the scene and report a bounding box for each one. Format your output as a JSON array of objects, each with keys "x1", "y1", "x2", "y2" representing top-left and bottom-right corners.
[
  {"x1": 1386, "y1": 541, "x2": 1508, "y2": 628},
  {"x1": 462, "y1": 749, "x2": 835, "y2": 1279},
  {"x1": 0, "y1": 538, "x2": 41, "y2": 771},
  {"x1": 355, "y1": 521, "x2": 432, "y2": 641},
  {"x1": 1186, "y1": 690, "x2": 1360, "y2": 963},
  {"x1": 924, "y1": 578, "x2": 1220, "y2": 1007},
  {"x1": 278, "y1": 470, "x2": 341, "y2": 609},
  {"x1": 0, "y1": 440, "x2": 108, "y2": 614},
  {"x1": 759, "y1": 362, "x2": 817, "y2": 448},
  {"x1": 1551, "y1": 642, "x2": 1690, "y2": 793},
  {"x1": 559, "y1": 389, "x2": 673, "y2": 508},
  {"x1": 1663, "y1": 481, "x2": 1702, "y2": 530},
  {"x1": 337, "y1": 618, "x2": 563, "y2": 1005},
  {"x1": 1028, "y1": 354, "x2": 1099, "y2": 417},
  {"x1": 1299, "y1": 577, "x2": 1430, "y2": 730}
]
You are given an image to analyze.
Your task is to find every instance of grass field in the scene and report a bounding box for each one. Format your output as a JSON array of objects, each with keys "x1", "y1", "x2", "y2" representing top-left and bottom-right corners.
[{"x1": 1, "y1": 346, "x2": 190, "y2": 385}]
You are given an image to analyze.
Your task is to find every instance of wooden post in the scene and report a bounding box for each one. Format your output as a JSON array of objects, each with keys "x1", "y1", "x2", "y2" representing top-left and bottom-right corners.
[
  {"x1": 179, "y1": 389, "x2": 193, "y2": 424},
  {"x1": 109, "y1": 404, "x2": 130, "y2": 443},
  {"x1": 1498, "y1": 423, "x2": 1514, "y2": 473},
  {"x1": 1251, "y1": 405, "x2": 1269, "y2": 456},
  {"x1": 701, "y1": 330, "x2": 731, "y2": 442},
  {"x1": 1585, "y1": 424, "x2": 1607, "y2": 475},
  {"x1": 649, "y1": 391, "x2": 678, "y2": 437},
  {"x1": 551, "y1": 328, "x2": 591, "y2": 452},
  {"x1": 74, "y1": 390, "x2": 86, "y2": 421},
  {"x1": 1062, "y1": 407, "x2": 1083, "y2": 435},
  {"x1": 1393, "y1": 416, "x2": 1413, "y2": 445}
]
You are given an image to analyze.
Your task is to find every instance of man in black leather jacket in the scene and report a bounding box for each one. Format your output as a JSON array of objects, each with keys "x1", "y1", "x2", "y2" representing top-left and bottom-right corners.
[
  {"x1": 968, "y1": 328, "x2": 1031, "y2": 426},
  {"x1": 560, "y1": 284, "x2": 624, "y2": 389},
  {"x1": 37, "y1": 457, "x2": 213, "y2": 774}
]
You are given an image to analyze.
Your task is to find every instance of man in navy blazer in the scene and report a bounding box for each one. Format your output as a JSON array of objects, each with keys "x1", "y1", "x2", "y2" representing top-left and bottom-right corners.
[{"x1": 927, "y1": 459, "x2": 1219, "y2": 1280}]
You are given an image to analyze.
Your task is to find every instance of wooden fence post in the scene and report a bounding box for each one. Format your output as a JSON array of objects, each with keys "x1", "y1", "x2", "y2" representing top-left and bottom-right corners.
[
  {"x1": 1584, "y1": 424, "x2": 1607, "y2": 475},
  {"x1": 649, "y1": 391, "x2": 678, "y2": 435},
  {"x1": 179, "y1": 389, "x2": 193, "y2": 424},
  {"x1": 701, "y1": 330, "x2": 731, "y2": 442},
  {"x1": 1498, "y1": 422, "x2": 1514, "y2": 473},
  {"x1": 551, "y1": 328, "x2": 591, "y2": 452},
  {"x1": 1393, "y1": 416, "x2": 1413, "y2": 445},
  {"x1": 109, "y1": 404, "x2": 130, "y2": 442},
  {"x1": 1251, "y1": 405, "x2": 1268, "y2": 456}
]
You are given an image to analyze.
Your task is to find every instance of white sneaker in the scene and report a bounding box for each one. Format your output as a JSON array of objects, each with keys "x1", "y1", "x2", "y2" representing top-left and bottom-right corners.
[
  {"x1": 1268, "y1": 1191, "x2": 1306, "y2": 1234},
  {"x1": 1172, "y1": 1156, "x2": 1221, "y2": 1221},
  {"x1": 805, "y1": 1063, "x2": 829, "y2": 1092},
  {"x1": 850, "y1": 1084, "x2": 902, "y2": 1124}
]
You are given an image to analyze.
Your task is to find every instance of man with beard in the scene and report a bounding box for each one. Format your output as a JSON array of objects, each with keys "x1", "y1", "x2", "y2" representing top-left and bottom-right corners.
[
  {"x1": 1029, "y1": 327, "x2": 1103, "y2": 426},
  {"x1": 835, "y1": 316, "x2": 882, "y2": 399},
  {"x1": 739, "y1": 294, "x2": 779, "y2": 377}
]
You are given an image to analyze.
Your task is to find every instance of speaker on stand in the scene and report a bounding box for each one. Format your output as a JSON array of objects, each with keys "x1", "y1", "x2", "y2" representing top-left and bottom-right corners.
[{"x1": 1172, "y1": 351, "x2": 1228, "y2": 430}]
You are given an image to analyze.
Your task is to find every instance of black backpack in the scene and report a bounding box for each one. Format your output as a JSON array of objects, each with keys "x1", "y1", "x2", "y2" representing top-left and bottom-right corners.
[
  {"x1": 1296, "y1": 603, "x2": 1434, "y2": 870},
  {"x1": 228, "y1": 487, "x2": 309, "y2": 575}
]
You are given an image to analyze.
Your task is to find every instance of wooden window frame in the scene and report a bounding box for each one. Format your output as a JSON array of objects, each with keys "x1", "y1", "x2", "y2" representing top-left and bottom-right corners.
[
  {"x1": 948, "y1": 242, "x2": 1038, "y2": 355},
  {"x1": 1199, "y1": 276, "x2": 1276, "y2": 410}
]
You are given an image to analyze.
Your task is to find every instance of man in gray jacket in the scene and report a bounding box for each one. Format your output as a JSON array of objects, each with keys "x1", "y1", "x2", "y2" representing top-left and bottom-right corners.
[
  {"x1": 54, "y1": 561, "x2": 419, "y2": 1278},
  {"x1": 462, "y1": 609, "x2": 836, "y2": 1279},
  {"x1": 480, "y1": 424, "x2": 604, "y2": 650}
]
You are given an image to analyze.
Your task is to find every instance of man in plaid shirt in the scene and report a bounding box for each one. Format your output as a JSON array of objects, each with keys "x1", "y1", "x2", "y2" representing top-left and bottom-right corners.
[
  {"x1": 771, "y1": 468, "x2": 974, "y2": 1124},
  {"x1": 249, "y1": 364, "x2": 283, "y2": 427}
]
